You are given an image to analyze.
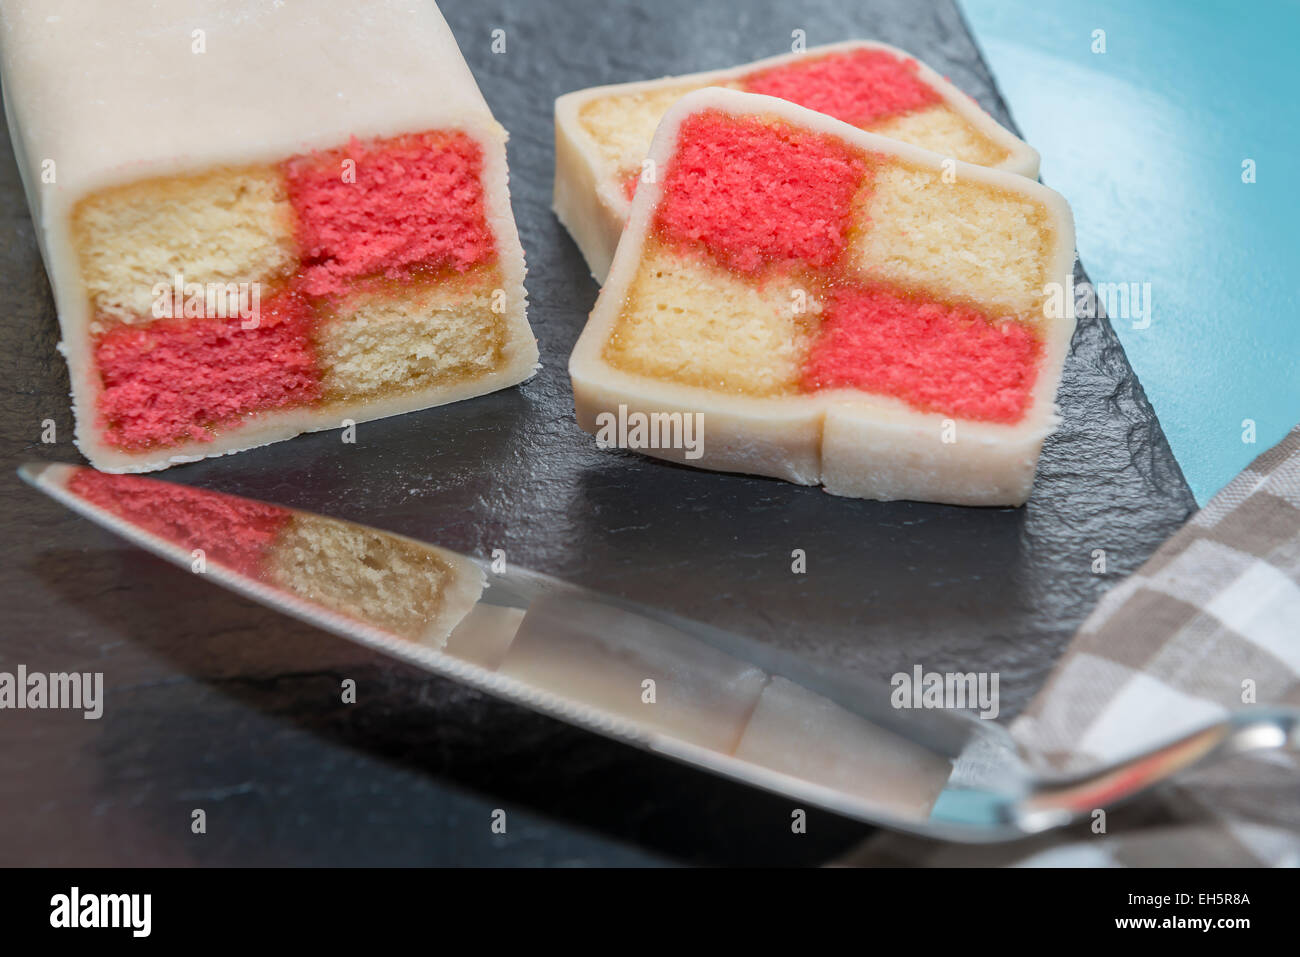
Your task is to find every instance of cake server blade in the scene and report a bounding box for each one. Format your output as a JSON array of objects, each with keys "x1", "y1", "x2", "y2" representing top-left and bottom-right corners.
[{"x1": 19, "y1": 463, "x2": 1297, "y2": 843}]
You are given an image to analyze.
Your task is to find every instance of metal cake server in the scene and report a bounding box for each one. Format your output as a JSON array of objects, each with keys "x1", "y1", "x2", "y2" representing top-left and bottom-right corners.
[{"x1": 20, "y1": 462, "x2": 1299, "y2": 843}]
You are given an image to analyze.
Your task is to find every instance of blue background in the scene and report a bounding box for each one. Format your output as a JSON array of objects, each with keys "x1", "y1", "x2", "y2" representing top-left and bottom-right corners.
[{"x1": 963, "y1": 0, "x2": 1300, "y2": 503}]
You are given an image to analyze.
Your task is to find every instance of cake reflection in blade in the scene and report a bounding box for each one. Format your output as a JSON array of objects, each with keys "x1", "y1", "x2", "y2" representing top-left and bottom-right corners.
[
  {"x1": 23, "y1": 462, "x2": 958, "y2": 829},
  {"x1": 735, "y1": 677, "x2": 952, "y2": 818},
  {"x1": 497, "y1": 594, "x2": 768, "y2": 754},
  {"x1": 444, "y1": 603, "x2": 526, "y2": 670},
  {"x1": 61, "y1": 468, "x2": 484, "y2": 646}
]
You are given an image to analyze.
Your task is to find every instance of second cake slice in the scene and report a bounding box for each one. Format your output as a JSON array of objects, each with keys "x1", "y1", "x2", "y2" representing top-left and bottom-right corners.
[
  {"x1": 554, "y1": 41, "x2": 1040, "y2": 280},
  {"x1": 569, "y1": 89, "x2": 1076, "y2": 506}
]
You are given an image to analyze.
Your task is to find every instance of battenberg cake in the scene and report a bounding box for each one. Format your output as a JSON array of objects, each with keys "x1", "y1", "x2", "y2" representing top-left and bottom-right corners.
[
  {"x1": 65, "y1": 470, "x2": 484, "y2": 645},
  {"x1": 554, "y1": 40, "x2": 1040, "y2": 280},
  {"x1": 569, "y1": 89, "x2": 1076, "y2": 506},
  {"x1": 0, "y1": 0, "x2": 537, "y2": 472}
]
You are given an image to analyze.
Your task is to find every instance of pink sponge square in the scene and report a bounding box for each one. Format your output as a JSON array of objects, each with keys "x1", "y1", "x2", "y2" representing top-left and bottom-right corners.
[
  {"x1": 803, "y1": 284, "x2": 1043, "y2": 424},
  {"x1": 653, "y1": 111, "x2": 867, "y2": 274},
  {"x1": 743, "y1": 48, "x2": 942, "y2": 127},
  {"x1": 95, "y1": 293, "x2": 321, "y2": 450},
  {"x1": 286, "y1": 131, "x2": 497, "y2": 298}
]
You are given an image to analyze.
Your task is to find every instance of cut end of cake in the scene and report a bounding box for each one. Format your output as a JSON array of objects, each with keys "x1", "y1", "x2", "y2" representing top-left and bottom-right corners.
[
  {"x1": 604, "y1": 109, "x2": 1052, "y2": 425},
  {"x1": 740, "y1": 47, "x2": 943, "y2": 127},
  {"x1": 572, "y1": 91, "x2": 1076, "y2": 506},
  {"x1": 285, "y1": 131, "x2": 497, "y2": 298},
  {"x1": 651, "y1": 111, "x2": 867, "y2": 274},
  {"x1": 69, "y1": 128, "x2": 535, "y2": 469}
]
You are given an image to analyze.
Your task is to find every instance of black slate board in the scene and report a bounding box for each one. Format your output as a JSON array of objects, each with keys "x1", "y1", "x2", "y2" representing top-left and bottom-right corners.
[{"x1": 0, "y1": 0, "x2": 1195, "y2": 866}]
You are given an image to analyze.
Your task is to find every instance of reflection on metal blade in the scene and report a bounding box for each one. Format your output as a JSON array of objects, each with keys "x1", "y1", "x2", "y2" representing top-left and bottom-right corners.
[{"x1": 22, "y1": 462, "x2": 1023, "y2": 837}]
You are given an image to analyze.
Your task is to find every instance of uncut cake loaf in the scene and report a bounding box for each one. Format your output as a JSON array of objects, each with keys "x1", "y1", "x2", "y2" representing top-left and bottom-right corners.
[
  {"x1": 0, "y1": 0, "x2": 537, "y2": 472},
  {"x1": 554, "y1": 40, "x2": 1040, "y2": 280},
  {"x1": 569, "y1": 89, "x2": 1076, "y2": 506}
]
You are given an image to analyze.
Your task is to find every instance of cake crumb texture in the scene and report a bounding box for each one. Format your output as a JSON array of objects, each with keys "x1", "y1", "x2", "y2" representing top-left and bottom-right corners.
[
  {"x1": 72, "y1": 166, "x2": 297, "y2": 322},
  {"x1": 654, "y1": 111, "x2": 867, "y2": 274},
  {"x1": 265, "y1": 515, "x2": 455, "y2": 640},
  {"x1": 315, "y1": 269, "x2": 506, "y2": 400},
  {"x1": 604, "y1": 241, "x2": 819, "y2": 396},
  {"x1": 851, "y1": 163, "x2": 1050, "y2": 314},
  {"x1": 286, "y1": 131, "x2": 496, "y2": 298},
  {"x1": 870, "y1": 105, "x2": 1007, "y2": 168},
  {"x1": 605, "y1": 112, "x2": 1052, "y2": 424},
  {"x1": 803, "y1": 284, "x2": 1042, "y2": 423}
]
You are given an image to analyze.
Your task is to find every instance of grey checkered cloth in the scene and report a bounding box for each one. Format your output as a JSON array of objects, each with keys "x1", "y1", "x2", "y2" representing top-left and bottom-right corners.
[{"x1": 841, "y1": 425, "x2": 1300, "y2": 867}]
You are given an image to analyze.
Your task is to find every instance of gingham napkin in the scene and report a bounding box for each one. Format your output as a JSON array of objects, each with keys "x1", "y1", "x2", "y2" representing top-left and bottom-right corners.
[{"x1": 842, "y1": 425, "x2": 1300, "y2": 867}]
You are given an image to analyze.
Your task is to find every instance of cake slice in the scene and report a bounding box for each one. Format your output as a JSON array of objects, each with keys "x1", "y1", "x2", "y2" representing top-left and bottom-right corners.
[
  {"x1": 569, "y1": 89, "x2": 1076, "y2": 506},
  {"x1": 554, "y1": 41, "x2": 1040, "y2": 280},
  {"x1": 0, "y1": 0, "x2": 537, "y2": 472}
]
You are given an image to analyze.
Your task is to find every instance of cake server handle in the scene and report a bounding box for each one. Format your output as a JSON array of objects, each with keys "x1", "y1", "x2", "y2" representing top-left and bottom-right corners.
[{"x1": 1010, "y1": 707, "x2": 1300, "y2": 834}]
